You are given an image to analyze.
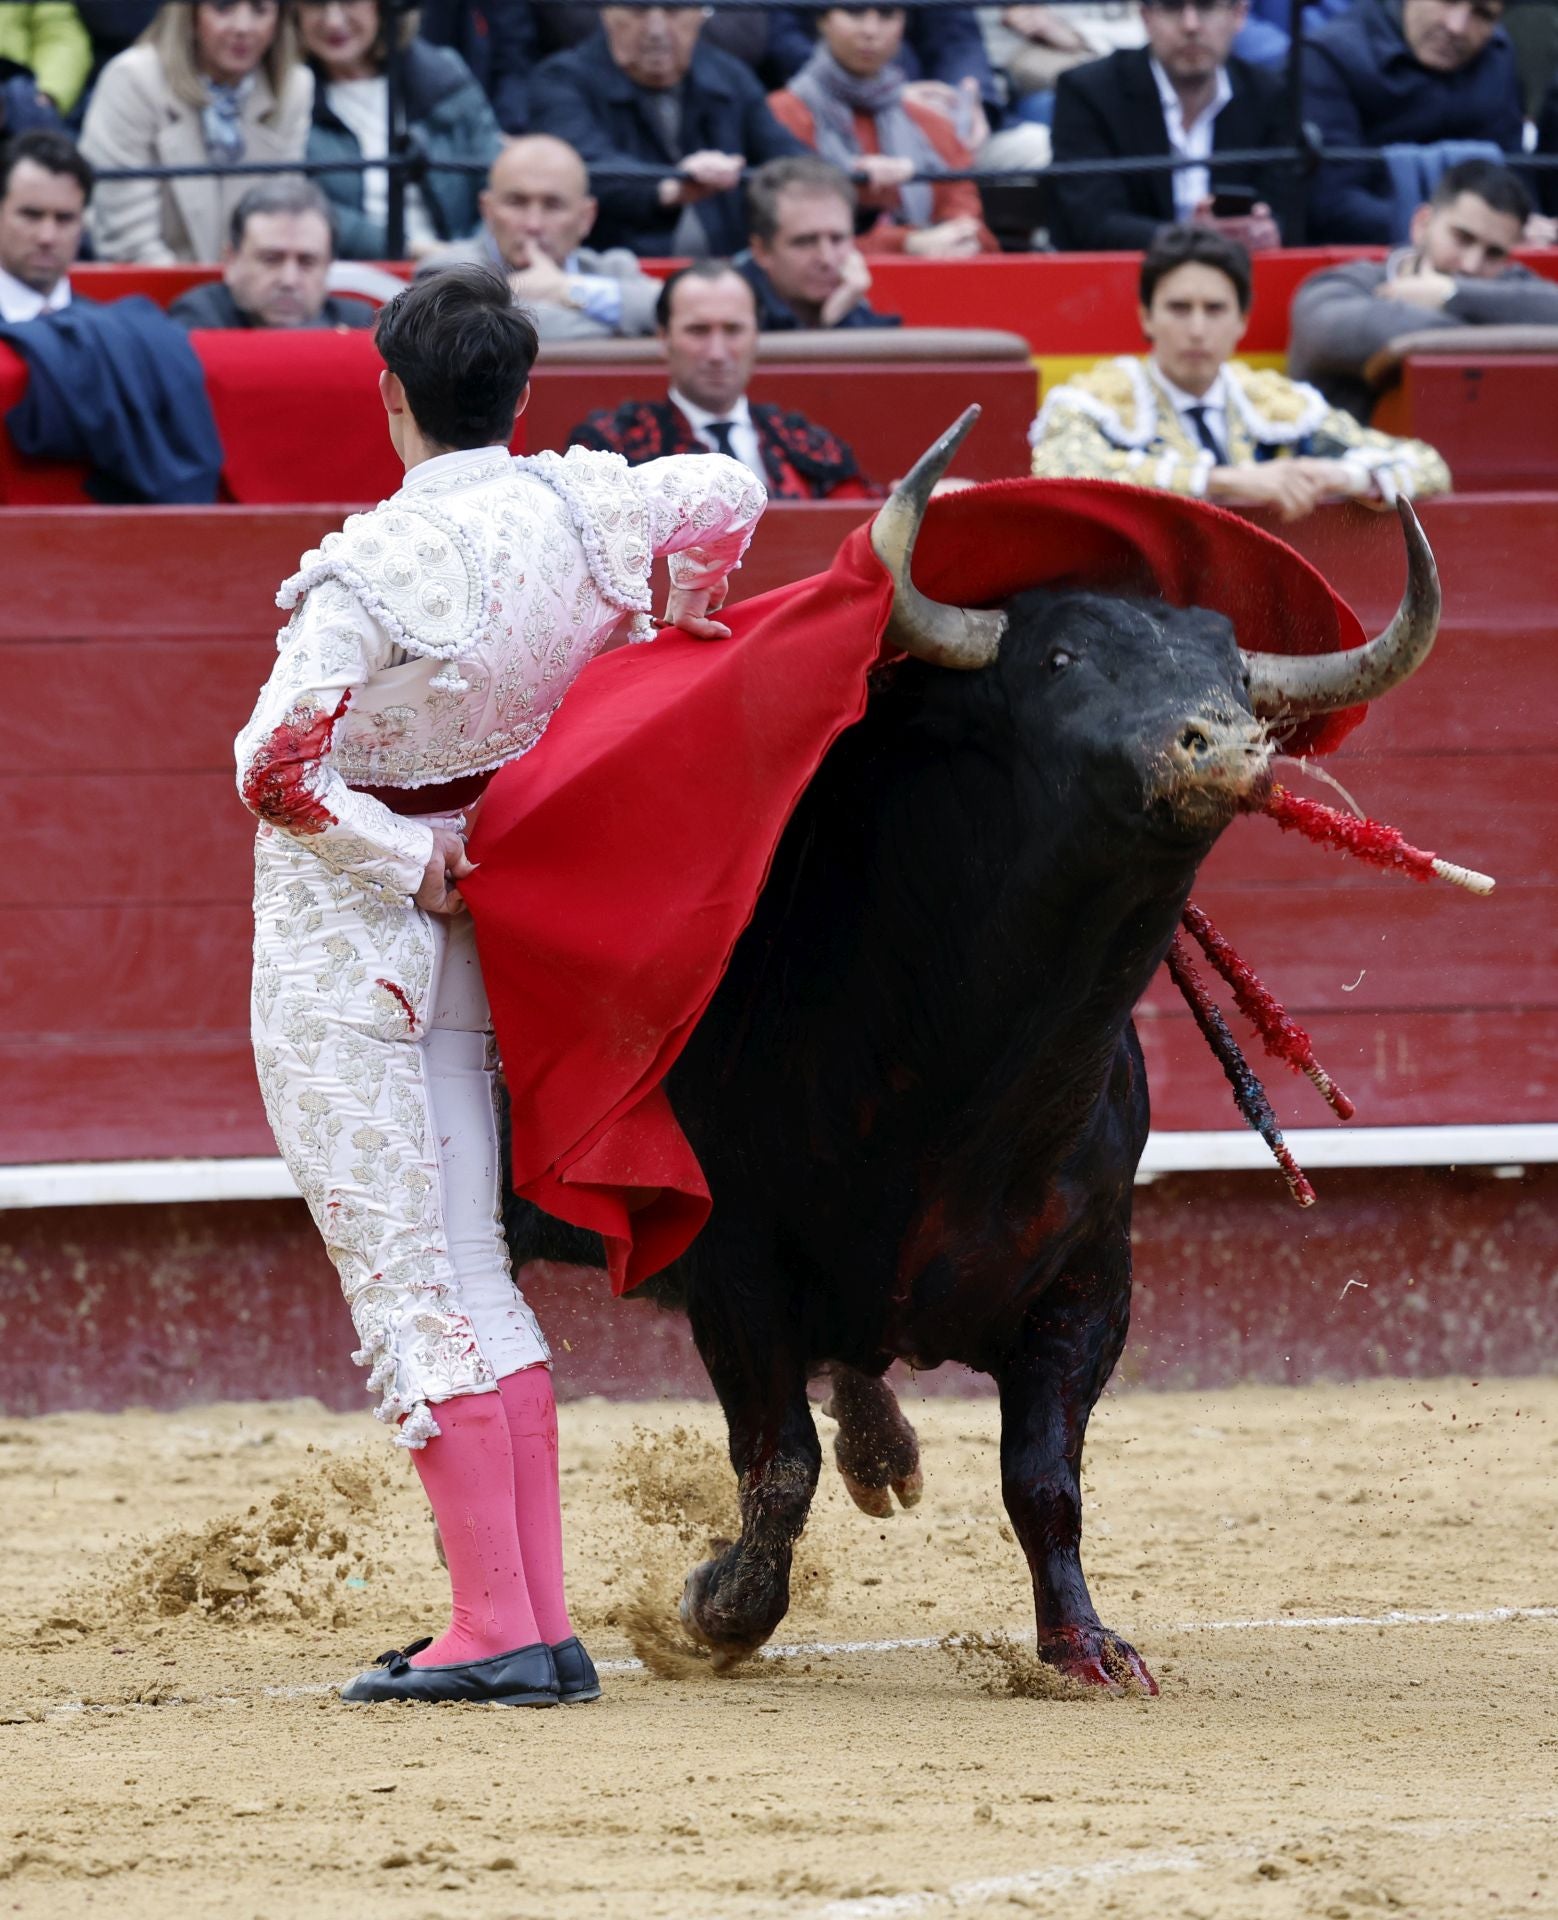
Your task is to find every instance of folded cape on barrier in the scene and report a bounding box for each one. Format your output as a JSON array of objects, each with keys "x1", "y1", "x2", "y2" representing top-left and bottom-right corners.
[{"x1": 463, "y1": 478, "x2": 1369, "y2": 1295}]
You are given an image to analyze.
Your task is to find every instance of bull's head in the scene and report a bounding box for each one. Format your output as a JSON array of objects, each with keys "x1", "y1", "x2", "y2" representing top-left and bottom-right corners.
[
  {"x1": 870, "y1": 409, "x2": 1442, "y2": 840},
  {"x1": 872, "y1": 408, "x2": 1442, "y2": 710}
]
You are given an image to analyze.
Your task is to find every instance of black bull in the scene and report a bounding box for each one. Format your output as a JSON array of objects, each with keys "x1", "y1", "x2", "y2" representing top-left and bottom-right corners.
[{"x1": 508, "y1": 419, "x2": 1440, "y2": 1694}]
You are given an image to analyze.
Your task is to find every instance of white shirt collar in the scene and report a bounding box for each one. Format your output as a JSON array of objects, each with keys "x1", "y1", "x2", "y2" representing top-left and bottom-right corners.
[
  {"x1": 0, "y1": 265, "x2": 71, "y2": 325},
  {"x1": 1148, "y1": 55, "x2": 1233, "y2": 145},
  {"x1": 669, "y1": 388, "x2": 752, "y2": 435},
  {"x1": 398, "y1": 443, "x2": 512, "y2": 494},
  {"x1": 1149, "y1": 361, "x2": 1228, "y2": 418}
]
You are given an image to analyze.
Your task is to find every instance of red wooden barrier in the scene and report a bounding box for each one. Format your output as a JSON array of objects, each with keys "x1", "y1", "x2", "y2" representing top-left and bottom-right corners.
[{"x1": 1371, "y1": 356, "x2": 1558, "y2": 492}]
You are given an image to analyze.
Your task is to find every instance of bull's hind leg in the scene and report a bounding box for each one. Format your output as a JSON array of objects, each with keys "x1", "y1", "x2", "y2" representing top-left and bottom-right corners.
[
  {"x1": 996, "y1": 1222, "x2": 1158, "y2": 1694},
  {"x1": 822, "y1": 1366, "x2": 923, "y2": 1517},
  {"x1": 679, "y1": 1278, "x2": 821, "y2": 1664}
]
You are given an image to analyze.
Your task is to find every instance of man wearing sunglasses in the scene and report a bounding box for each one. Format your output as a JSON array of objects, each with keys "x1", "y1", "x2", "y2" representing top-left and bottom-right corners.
[{"x1": 1048, "y1": 0, "x2": 1299, "y2": 251}]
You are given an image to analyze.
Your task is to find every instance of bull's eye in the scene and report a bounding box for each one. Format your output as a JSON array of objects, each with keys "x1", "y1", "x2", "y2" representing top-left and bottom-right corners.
[{"x1": 1048, "y1": 648, "x2": 1075, "y2": 673}]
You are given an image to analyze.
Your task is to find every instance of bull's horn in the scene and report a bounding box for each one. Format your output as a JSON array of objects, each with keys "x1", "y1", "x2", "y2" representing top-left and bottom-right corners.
[
  {"x1": 1242, "y1": 495, "x2": 1440, "y2": 717},
  {"x1": 870, "y1": 405, "x2": 1006, "y2": 670}
]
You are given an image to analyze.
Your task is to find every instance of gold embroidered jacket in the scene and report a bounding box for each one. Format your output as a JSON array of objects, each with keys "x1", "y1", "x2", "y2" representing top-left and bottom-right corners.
[{"x1": 1029, "y1": 357, "x2": 1451, "y2": 500}]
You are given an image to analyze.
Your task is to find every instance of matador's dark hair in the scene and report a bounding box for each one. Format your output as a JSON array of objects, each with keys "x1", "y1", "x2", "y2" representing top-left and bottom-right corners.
[{"x1": 375, "y1": 264, "x2": 539, "y2": 450}]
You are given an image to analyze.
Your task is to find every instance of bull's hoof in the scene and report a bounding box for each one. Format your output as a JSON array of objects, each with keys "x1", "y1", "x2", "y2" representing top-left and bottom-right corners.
[
  {"x1": 1037, "y1": 1625, "x2": 1159, "y2": 1696},
  {"x1": 837, "y1": 1464, "x2": 923, "y2": 1516},
  {"x1": 678, "y1": 1558, "x2": 768, "y2": 1668}
]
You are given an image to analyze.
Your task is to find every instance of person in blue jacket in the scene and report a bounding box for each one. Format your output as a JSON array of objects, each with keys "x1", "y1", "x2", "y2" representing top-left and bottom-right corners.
[
  {"x1": 297, "y1": 0, "x2": 502, "y2": 259},
  {"x1": 1301, "y1": 0, "x2": 1523, "y2": 242},
  {"x1": 528, "y1": 6, "x2": 808, "y2": 257}
]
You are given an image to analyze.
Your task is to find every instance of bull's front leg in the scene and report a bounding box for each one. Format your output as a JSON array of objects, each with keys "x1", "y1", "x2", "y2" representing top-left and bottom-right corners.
[
  {"x1": 822, "y1": 1365, "x2": 924, "y2": 1517},
  {"x1": 996, "y1": 1221, "x2": 1158, "y2": 1694},
  {"x1": 679, "y1": 1274, "x2": 821, "y2": 1665}
]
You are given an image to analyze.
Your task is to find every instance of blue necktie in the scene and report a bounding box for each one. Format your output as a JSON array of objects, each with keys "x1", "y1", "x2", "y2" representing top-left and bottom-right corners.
[
  {"x1": 704, "y1": 419, "x2": 738, "y2": 458},
  {"x1": 1185, "y1": 404, "x2": 1228, "y2": 466}
]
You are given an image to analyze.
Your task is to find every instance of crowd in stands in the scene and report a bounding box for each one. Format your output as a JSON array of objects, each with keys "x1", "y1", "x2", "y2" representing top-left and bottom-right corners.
[{"x1": 3, "y1": 0, "x2": 1558, "y2": 508}]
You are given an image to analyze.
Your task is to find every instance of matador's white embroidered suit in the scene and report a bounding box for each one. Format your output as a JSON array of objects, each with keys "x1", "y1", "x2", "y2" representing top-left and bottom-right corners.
[{"x1": 236, "y1": 444, "x2": 766, "y2": 1447}]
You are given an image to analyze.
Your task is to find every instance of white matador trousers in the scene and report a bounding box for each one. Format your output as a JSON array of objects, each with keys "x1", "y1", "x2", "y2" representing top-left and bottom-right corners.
[{"x1": 249, "y1": 816, "x2": 549, "y2": 1448}]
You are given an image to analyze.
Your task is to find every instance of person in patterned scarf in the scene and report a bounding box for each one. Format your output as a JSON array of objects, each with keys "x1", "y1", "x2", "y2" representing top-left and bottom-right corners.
[
  {"x1": 568, "y1": 260, "x2": 879, "y2": 500},
  {"x1": 234, "y1": 264, "x2": 766, "y2": 1708},
  {"x1": 1030, "y1": 224, "x2": 1449, "y2": 522}
]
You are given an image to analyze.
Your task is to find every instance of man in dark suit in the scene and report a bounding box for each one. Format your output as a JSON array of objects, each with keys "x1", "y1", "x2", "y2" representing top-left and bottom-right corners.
[
  {"x1": 1301, "y1": 0, "x2": 1522, "y2": 242},
  {"x1": 528, "y1": 6, "x2": 808, "y2": 257},
  {"x1": 168, "y1": 183, "x2": 375, "y2": 332},
  {"x1": 1048, "y1": 0, "x2": 1299, "y2": 252},
  {"x1": 567, "y1": 261, "x2": 876, "y2": 500}
]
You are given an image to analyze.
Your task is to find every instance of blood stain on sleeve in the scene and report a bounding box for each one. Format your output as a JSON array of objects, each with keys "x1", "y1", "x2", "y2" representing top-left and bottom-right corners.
[
  {"x1": 241, "y1": 691, "x2": 351, "y2": 833},
  {"x1": 376, "y1": 979, "x2": 418, "y2": 1032}
]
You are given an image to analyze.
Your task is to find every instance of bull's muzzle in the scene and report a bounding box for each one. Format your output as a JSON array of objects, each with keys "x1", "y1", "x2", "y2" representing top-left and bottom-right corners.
[{"x1": 1151, "y1": 712, "x2": 1273, "y2": 828}]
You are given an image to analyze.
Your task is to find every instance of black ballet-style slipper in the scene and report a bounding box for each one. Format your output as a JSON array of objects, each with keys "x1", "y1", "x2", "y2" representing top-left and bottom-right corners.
[
  {"x1": 550, "y1": 1634, "x2": 602, "y2": 1704},
  {"x1": 339, "y1": 1637, "x2": 560, "y2": 1706}
]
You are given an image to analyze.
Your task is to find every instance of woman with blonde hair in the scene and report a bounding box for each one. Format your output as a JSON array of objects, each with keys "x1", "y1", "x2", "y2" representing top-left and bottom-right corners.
[{"x1": 80, "y1": 0, "x2": 311, "y2": 262}]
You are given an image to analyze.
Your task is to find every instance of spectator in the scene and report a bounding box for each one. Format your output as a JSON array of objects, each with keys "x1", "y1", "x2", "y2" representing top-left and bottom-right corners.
[
  {"x1": 0, "y1": 126, "x2": 89, "y2": 320},
  {"x1": 1290, "y1": 160, "x2": 1558, "y2": 416},
  {"x1": 167, "y1": 178, "x2": 375, "y2": 328},
  {"x1": 297, "y1": 0, "x2": 501, "y2": 260},
  {"x1": 1534, "y1": 69, "x2": 1558, "y2": 219},
  {"x1": 74, "y1": 2, "x2": 160, "y2": 75},
  {"x1": 768, "y1": 6, "x2": 997, "y2": 258},
  {"x1": 568, "y1": 259, "x2": 876, "y2": 499},
  {"x1": 1302, "y1": 0, "x2": 1523, "y2": 243},
  {"x1": 528, "y1": 6, "x2": 807, "y2": 257},
  {"x1": 0, "y1": 6, "x2": 92, "y2": 116},
  {"x1": 736, "y1": 155, "x2": 899, "y2": 330},
  {"x1": 79, "y1": 1, "x2": 310, "y2": 263},
  {"x1": 417, "y1": 0, "x2": 535, "y2": 134},
  {"x1": 1228, "y1": 0, "x2": 1353, "y2": 68},
  {"x1": 0, "y1": 54, "x2": 64, "y2": 143},
  {"x1": 770, "y1": 3, "x2": 999, "y2": 126},
  {"x1": 418, "y1": 134, "x2": 660, "y2": 340},
  {"x1": 991, "y1": 3, "x2": 1147, "y2": 122},
  {"x1": 1048, "y1": 0, "x2": 1299, "y2": 253},
  {"x1": 1030, "y1": 225, "x2": 1450, "y2": 516},
  {"x1": 532, "y1": 0, "x2": 790, "y2": 90}
]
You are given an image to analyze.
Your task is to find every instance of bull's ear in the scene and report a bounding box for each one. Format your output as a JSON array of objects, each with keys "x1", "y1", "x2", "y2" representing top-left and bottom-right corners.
[
  {"x1": 871, "y1": 407, "x2": 1006, "y2": 672},
  {"x1": 1241, "y1": 497, "x2": 1440, "y2": 716}
]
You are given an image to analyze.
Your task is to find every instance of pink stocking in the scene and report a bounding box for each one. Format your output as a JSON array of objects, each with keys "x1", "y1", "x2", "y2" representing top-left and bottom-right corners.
[
  {"x1": 498, "y1": 1365, "x2": 574, "y2": 1644},
  {"x1": 409, "y1": 1390, "x2": 541, "y2": 1666}
]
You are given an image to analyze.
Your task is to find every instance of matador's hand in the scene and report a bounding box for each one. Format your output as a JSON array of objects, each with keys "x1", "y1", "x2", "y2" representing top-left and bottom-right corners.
[
  {"x1": 662, "y1": 579, "x2": 731, "y2": 642},
  {"x1": 414, "y1": 826, "x2": 476, "y2": 915}
]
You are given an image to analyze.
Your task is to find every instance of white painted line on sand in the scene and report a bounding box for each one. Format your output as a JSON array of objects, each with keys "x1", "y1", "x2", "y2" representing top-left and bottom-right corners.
[
  {"x1": 787, "y1": 1806, "x2": 1558, "y2": 1920},
  {"x1": 33, "y1": 1601, "x2": 1557, "y2": 1719}
]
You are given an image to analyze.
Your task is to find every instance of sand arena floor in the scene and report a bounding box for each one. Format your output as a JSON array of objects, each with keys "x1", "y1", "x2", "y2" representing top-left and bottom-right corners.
[{"x1": 2, "y1": 1377, "x2": 1556, "y2": 1920}]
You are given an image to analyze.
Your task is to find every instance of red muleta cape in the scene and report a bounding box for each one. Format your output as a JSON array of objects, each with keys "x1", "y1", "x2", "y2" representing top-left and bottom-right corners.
[{"x1": 463, "y1": 479, "x2": 1370, "y2": 1295}]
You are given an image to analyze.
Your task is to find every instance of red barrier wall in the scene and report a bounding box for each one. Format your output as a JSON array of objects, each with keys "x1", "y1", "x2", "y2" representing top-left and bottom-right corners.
[{"x1": 2, "y1": 1165, "x2": 1553, "y2": 1415}]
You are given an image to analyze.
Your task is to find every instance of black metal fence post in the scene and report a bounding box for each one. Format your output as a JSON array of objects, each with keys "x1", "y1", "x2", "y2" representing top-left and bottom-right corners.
[{"x1": 383, "y1": 0, "x2": 411, "y2": 261}]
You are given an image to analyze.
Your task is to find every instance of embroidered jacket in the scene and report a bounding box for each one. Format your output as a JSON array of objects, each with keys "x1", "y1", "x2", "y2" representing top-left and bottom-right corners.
[
  {"x1": 568, "y1": 398, "x2": 878, "y2": 501},
  {"x1": 1029, "y1": 356, "x2": 1451, "y2": 501},
  {"x1": 235, "y1": 443, "x2": 766, "y2": 898}
]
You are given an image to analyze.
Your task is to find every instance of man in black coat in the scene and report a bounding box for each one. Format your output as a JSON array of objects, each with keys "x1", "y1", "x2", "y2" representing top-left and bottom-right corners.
[
  {"x1": 528, "y1": 6, "x2": 808, "y2": 257},
  {"x1": 1302, "y1": 0, "x2": 1523, "y2": 242},
  {"x1": 1048, "y1": 0, "x2": 1299, "y2": 252},
  {"x1": 168, "y1": 183, "x2": 375, "y2": 332}
]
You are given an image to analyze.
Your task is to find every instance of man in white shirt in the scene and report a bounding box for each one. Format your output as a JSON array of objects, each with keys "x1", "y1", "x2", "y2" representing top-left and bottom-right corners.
[
  {"x1": 1048, "y1": 1, "x2": 1297, "y2": 251},
  {"x1": 0, "y1": 130, "x2": 89, "y2": 324},
  {"x1": 567, "y1": 260, "x2": 876, "y2": 499}
]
